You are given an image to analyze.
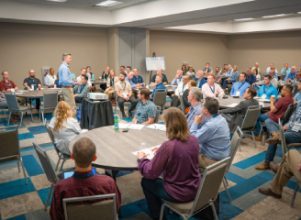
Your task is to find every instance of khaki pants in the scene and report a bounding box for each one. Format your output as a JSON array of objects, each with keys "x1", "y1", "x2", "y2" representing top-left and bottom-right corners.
[
  {"x1": 199, "y1": 154, "x2": 217, "y2": 170},
  {"x1": 270, "y1": 149, "x2": 301, "y2": 194},
  {"x1": 62, "y1": 88, "x2": 75, "y2": 109}
]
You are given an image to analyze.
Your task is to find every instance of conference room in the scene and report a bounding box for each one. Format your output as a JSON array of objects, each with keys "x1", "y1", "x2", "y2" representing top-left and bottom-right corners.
[{"x1": 1, "y1": 0, "x2": 301, "y2": 219}]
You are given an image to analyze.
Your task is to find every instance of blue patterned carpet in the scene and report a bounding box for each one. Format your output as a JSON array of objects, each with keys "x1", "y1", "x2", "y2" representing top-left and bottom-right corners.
[{"x1": 0, "y1": 112, "x2": 300, "y2": 220}]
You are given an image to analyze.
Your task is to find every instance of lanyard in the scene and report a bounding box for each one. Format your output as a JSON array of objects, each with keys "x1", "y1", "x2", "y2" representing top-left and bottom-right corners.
[
  {"x1": 238, "y1": 81, "x2": 246, "y2": 90},
  {"x1": 209, "y1": 85, "x2": 215, "y2": 94}
]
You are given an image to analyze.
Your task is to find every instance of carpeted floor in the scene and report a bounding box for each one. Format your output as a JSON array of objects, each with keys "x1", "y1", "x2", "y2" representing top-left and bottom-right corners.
[{"x1": 0, "y1": 111, "x2": 300, "y2": 220}]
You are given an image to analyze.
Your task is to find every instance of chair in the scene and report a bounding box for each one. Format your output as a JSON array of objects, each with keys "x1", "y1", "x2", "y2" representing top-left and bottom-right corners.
[
  {"x1": 0, "y1": 127, "x2": 27, "y2": 180},
  {"x1": 32, "y1": 142, "x2": 58, "y2": 210},
  {"x1": 240, "y1": 106, "x2": 261, "y2": 148},
  {"x1": 281, "y1": 103, "x2": 297, "y2": 125},
  {"x1": 5, "y1": 93, "x2": 33, "y2": 127},
  {"x1": 159, "y1": 157, "x2": 231, "y2": 220},
  {"x1": 278, "y1": 119, "x2": 301, "y2": 208},
  {"x1": 45, "y1": 124, "x2": 71, "y2": 171},
  {"x1": 223, "y1": 127, "x2": 243, "y2": 202},
  {"x1": 40, "y1": 92, "x2": 58, "y2": 122},
  {"x1": 63, "y1": 194, "x2": 118, "y2": 220},
  {"x1": 153, "y1": 90, "x2": 167, "y2": 113}
]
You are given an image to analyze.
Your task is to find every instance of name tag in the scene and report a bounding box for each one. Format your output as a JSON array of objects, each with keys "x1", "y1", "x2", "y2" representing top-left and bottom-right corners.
[
  {"x1": 236, "y1": 91, "x2": 240, "y2": 96},
  {"x1": 122, "y1": 92, "x2": 128, "y2": 98},
  {"x1": 261, "y1": 94, "x2": 267, "y2": 99},
  {"x1": 292, "y1": 123, "x2": 301, "y2": 132}
]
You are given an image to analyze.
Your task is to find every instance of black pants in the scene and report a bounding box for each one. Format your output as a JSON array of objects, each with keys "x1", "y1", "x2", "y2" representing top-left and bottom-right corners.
[
  {"x1": 141, "y1": 178, "x2": 175, "y2": 220},
  {"x1": 117, "y1": 96, "x2": 137, "y2": 117}
]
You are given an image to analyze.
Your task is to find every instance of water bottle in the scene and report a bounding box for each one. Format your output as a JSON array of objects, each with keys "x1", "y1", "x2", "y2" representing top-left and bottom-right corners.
[{"x1": 113, "y1": 112, "x2": 119, "y2": 132}]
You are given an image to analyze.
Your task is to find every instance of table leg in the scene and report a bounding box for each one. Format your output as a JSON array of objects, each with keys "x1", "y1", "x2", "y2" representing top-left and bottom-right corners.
[{"x1": 105, "y1": 169, "x2": 119, "y2": 181}]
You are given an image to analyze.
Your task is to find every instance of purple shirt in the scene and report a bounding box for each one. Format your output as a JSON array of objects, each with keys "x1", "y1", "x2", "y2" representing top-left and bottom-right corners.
[{"x1": 138, "y1": 135, "x2": 200, "y2": 202}]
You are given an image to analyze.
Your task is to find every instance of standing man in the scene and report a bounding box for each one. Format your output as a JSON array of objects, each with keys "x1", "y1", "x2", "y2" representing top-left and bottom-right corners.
[
  {"x1": 58, "y1": 53, "x2": 76, "y2": 109},
  {"x1": 0, "y1": 71, "x2": 18, "y2": 92}
]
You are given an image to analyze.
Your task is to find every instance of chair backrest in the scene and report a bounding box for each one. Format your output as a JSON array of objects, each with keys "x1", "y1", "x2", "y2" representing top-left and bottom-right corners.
[
  {"x1": 63, "y1": 194, "x2": 117, "y2": 220},
  {"x1": 281, "y1": 103, "x2": 297, "y2": 125},
  {"x1": 45, "y1": 123, "x2": 55, "y2": 144},
  {"x1": 43, "y1": 92, "x2": 58, "y2": 109},
  {"x1": 154, "y1": 107, "x2": 160, "y2": 123},
  {"x1": 32, "y1": 142, "x2": 58, "y2": 184},
  {"x1": 153, "y1": 90, "x2": 167, "y2": 108},
  {"x1": 190, "y1": 157, "x2": 230, "y2": 215},
  {"x1": 4, "y1": 93, "x2": 19, "y2": 111},
  {"x1": 0, "y1": 128, "x2": 20, "y2": 160},
  {"x1": 227, "y1": 126, "x2": 243, "y2": 172},
  {"x1": 241, "y1": 106, "x2": 261, "y2": 130}
]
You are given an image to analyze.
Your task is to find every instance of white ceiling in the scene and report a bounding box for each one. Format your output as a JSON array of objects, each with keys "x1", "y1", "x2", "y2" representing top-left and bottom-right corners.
[{"x1": 1, "y1": 0, "x2": 301, "y2": 33}]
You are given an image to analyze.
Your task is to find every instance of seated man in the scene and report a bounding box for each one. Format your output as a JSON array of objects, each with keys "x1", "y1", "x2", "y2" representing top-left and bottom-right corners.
[
  {"x1": 0, "y1": 71, "x2": 18, "y2": 92},
  {"x1": 294, "y1": 81, "x2": 301, "y2": 103},
  {"x1": 186, "y1": 87, "x2": 203, "y2": 129},
  {"x1": 115, "y1": 72, "x2": 137, "y2": 118},
  {"x1": 285, "y1": 65, "x2": 297, "y2": 82},
  {"x1": 23, "y1": 69, "x2": 41, "y2": 90},
  {"x1": 171, "y1": 70, "x2": 183, "y2": 86},
  {"x1": 50, "y1": 137, "x2": 121, "y2": 220},
  {"x1": 246, "y1": 68, "x2": 257, "y2": 85},
  {"x1": 257, "y1": 75, "x2": 278, "y2": 99},
  {"x1": 190, "y1": 97, "x2": 231, "y2": 168},
  {"x1": 258, "y1": 99, "x2": 301, "y2": 171},
  {"x1": 195, "y1": 70, "x2": 207, "y2": 89},
  {"x1": 151, "y1": 74, "x2": 166, "y2": 99},
  {"x1": 220, "y1": 87, "x2": 258, "y2": 132},
  {"x1": 133, "y1": 88, "x2": 157, "y2": 125},
  {"x1": 132, "y1": 68, "x2": 144, "y2": 89},
  {"x1": 74, "y1": 75, "x2": 89, "y2": 103},
  {"x1": 202, "y1": 74, "x2": 225, "y2": 99},
  {"x1": 230, "y1": 72, "x2": 250, "y2": 97},
  {"x1": 126, "y1": 71, "x2": 136, "y2": 89},
  {"x1": 171, "y1": 75, "x2": 191, "y2": 107},
  {"x1": 77, "y1": 67, "x2": 91, "y2": 87},
  {"x1": 258, "y1": 149, "x2": 301, "y2": 199},
  {"x1": 150, "y1": 69, "x2": 168, "y2": 84}
]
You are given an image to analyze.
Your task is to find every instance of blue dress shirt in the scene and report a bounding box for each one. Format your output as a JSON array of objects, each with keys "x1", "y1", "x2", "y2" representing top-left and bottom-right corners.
[
  {"x1": 132, "y1": 75, "x2": 144, "y2": 84},
  {"x1": 196, "y1": 78, "x2": 207, "y2": 89},
  {"x1": 187, "y1": 103, "x2": 203, "y2": 129},
  {"x1": 230, "y1": 81, "x2": 250, "y2": 97},
  {"x1": 58, "y1": 62, "x2": 74, "y2": 87},
  {"x1": 285, "y1": 72, "x2": 296, "y2": 81},
  {"x1": 190, "y1": 114, "x2": 231, "y2": 160},
  {"x1": 257, "y1": 84, "x2": 278, "y2": 99},
  {"x1": 246, "y1": 74, "x2": 256, "y2": 85},
  {"x1": 294, "y1": 92, "x2": 301, "y2": 103}
]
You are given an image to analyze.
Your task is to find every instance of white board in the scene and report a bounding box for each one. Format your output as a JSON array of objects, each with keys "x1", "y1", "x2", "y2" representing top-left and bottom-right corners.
[{"x1": 145, "y1": 57, "x2": 165, "y2": 71}]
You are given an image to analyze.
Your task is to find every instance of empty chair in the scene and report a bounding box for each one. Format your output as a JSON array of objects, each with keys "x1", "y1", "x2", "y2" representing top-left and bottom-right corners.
[
  {"x1": 240, "y1": 106, "x2": 261, "y2": 148},
  {"x1": 5, "y1": 93, "x2": 33, "y2": 127},
  {"x1": 63, "y1": 194, "x2": 118, "y2": 220},
  {"x1": 32, "y1": 142, "x2": 58, "y2": 210},
  {"x1": 153, "y1": 90, "x2": 167, "y2": 112},
  {"x1": 223, "y1": 127, "x2": 243, "y2": 202},
  {"x1": 40, "y1": 91, "x2": 58, "y2": 122},
  {"x1": 159, "y1": 157, "x2": 231, "y2": 220},
  {"x1": 0, "y1": 127, "x2": 27, "y2": 180}
]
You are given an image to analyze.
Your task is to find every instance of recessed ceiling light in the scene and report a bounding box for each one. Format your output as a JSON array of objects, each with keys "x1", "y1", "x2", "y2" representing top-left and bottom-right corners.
[
  {"x1": 46, "y1": 0, "x2": 67, "y2": 2},
  {"x1": 96, "y1": 0, "x2": 122, "y2": 7},
  {"x1": 262, "y1": 14, "x2": 287, "y2": 19},
  {"x1": 234, "y1": 18, "x2": 255, "y2": 22}
]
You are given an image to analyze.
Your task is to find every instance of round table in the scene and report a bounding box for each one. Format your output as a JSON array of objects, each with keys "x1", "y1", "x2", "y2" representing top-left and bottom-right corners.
[
  {"x1": 15, "y1": 88, "x2": 62, "y2": 98},
  {"x1": 69, "y1": 125, "x2": 167, "y2": 171},
  {"x1": 218, "y1": 96, "x2": 270, "y2": 110}
]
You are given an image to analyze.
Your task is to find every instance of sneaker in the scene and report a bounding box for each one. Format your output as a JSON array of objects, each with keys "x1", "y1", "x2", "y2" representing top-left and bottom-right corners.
[
  {"x1": 266, "y1": 132, "x2": 281, "y2": 144},
  {"x1": 255, "y1": 162, "x2": 270, "y2": 170},
  {"x1": 258, "y1": 187, "x2": 282, "y2": 199}
]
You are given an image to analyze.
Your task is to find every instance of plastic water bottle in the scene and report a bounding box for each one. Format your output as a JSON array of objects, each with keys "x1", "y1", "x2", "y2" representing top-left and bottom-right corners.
[{"x1": 114, "y1": 112, "x2": 119, "y2": 132}]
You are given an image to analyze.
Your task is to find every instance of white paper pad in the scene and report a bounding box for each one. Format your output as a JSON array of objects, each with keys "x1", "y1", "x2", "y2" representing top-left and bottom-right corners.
[
  {"x1": 147, "y1": 123, "x2": 166, "y2": 131},
  {"x1": 132, "y1": 145, "x2": 161, "y2": 160},
  {"x1": 118, "y1": 123, "x2": 144, "y2": 130}
]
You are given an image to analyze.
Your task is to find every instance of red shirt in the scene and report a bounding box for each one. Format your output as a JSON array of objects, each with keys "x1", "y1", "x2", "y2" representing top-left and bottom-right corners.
[
  {"x1": 0, "y1": 79, "x2": 16, "y2": 91},
  {"x1": 50, "y1": 170, "x2": 121, "y2": 220},
  {"x1": 269, "y1": 95, "x2": 294, "y2": 122}
]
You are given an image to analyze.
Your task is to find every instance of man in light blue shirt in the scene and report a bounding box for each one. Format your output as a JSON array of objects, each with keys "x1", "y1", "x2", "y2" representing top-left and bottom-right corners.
[
  {"x1": 280, "y1": 63, "x2": 291, "y2": 77},
  {"x1": 294, "y1": 81, "x2": 301, "y2": 103},
  {"x1": 187, "y1": 87, "x2": 203, "y2": 129},
  {"x1": 58, "y1": 53, "x2": 76, "y2": 108},
  {"x1": 190, "y1": 97, "x2": 231, "y2": 168},
  {"x1": 230, "y1": 72, "x2": 250, "y2": 97},
  {"x1": 257, "y1": 75, "x2": 278, "y2": 99},
  {"x1": 285, "y1": 65, "x2": 297, "y2": 81}
]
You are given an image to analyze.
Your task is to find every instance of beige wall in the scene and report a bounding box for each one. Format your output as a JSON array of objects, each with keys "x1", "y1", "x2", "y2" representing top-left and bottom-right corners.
[
  {"x1": 229, "y1": 31, "x2": 301, "y2": 73},
  {"x1": 149, "y1": 30, "x2": 229, "y2": 80},
  {"x1": 0, "y1": 22, "x2": 108, "y2": 87}
]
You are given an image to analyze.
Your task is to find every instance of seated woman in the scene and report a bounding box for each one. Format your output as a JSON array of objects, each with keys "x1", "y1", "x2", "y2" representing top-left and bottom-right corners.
[
  {"x1": 49, "y1": 101, "x2": 82, "y2": 156},
  {"x1": 137, "y1": 107, "x2": 200, "y2": 220}
]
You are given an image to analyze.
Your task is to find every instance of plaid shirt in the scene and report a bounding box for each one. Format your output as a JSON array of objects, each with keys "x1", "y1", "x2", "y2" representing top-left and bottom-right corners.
[{"x1": 135, "y1": 100, "x2": 157, "y2": 124}]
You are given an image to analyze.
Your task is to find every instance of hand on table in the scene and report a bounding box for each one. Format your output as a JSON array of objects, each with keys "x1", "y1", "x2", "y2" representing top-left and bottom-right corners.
[{"x1": 137, "y1": 152, "x2": 146, "y2": 160}]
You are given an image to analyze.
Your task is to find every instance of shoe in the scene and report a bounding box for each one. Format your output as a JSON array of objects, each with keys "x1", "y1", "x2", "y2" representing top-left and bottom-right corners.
[
  {"x1": 266, "y1": 132, "x2": 281, "y2": 144},
  {"x1": 255, "y1": 162, "x2": 270, "y2": 170},
  {"x1": 266, "y1": 138, "x2": 281, "y2": 145},
  {"x1": 258, "y1": 187, "x2": 282, "y2": 199},
  {"x1": 269, "y1": 162, "x2": 279, "y2": 173}
]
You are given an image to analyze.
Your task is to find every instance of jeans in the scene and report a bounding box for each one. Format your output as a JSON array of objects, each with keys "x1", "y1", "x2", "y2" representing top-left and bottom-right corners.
[
  {"x1": 264, "y1": 118, "x2": 279, "y2": 133},
  {"x1": 117, "y1": 95, "x2": 137, "y2": 117},
  {"x1": 141, "y1": 178, "x2": 175, "y2": 220},
  {"x1": 254, "y1": 113, "x2": 269, "y2": 136},
  {"x1": 265, "y1": 130, "x2": 301, "y2": 163}
]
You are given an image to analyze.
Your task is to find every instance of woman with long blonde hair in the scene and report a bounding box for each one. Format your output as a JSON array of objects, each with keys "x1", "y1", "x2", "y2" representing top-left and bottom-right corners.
[{"x1": 49, "y1": 101, "x2": 82, "y2": 155}]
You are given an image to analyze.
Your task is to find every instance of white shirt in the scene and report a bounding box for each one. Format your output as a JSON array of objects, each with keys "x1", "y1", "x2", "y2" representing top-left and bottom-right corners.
[
  {"x1": 202, "y1": 83, "x2": 225, "y2": 99},
  {"x1": 44, "y1": 74, "x2": 57, "y2": 87},
  {"x1": 175, "y1": 81, "x2": 189, "y2": 97}
]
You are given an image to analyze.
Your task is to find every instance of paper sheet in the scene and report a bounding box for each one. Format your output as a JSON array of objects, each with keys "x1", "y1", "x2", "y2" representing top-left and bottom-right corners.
[
  {"x1": 132, "y1": 145, "x2": 161, "y2": 160},
  {"x1": 118, "y1": 123, "x2": 144, "y2": 130},
  {"x1": 147, "y1": 123, "x2": 166, "y2": 131}
]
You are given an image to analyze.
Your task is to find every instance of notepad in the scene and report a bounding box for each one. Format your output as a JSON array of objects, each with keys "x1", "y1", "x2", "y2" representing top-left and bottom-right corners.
[
  {"x1": 147, "y1": 123, "x2": 166, "y2": 131},
  {"x1": 132, "y1": 145, "x2": 161, "y2": 160},
  {"x1": 118, "y1": 123, "x2": 144, "y2": 130}
]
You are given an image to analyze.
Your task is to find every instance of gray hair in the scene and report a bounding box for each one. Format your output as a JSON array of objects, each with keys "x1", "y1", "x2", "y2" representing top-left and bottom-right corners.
[{"x1": 190, "y1": 87, "x2": 202, "y2": 101}]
